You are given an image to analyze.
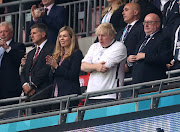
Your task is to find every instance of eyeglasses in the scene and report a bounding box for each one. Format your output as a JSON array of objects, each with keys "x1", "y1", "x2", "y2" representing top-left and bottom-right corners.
[{"x1": 143, "y1": 21, "x2": 160, "y2": 25}]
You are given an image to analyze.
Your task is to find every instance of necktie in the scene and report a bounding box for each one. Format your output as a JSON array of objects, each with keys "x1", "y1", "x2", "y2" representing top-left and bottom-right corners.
[
  {"x1": 121, "y1": 25, "x2": 132, "y2": 41},
  {"x1": 138, "y1": 36, "x2": 150, "y2": 53},
  {"x1": 32, "y1": 47, "x2": 40, "y2": 67},
  {"x1": 45, "y1": 8, "x2": 48, "y2": 15}
]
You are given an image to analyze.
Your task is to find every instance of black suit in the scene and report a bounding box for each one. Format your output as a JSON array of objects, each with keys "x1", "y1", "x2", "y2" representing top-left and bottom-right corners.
[
  {"x1": 0, "y1": 41, "x2": 25, "y2": 99},
  {"x1": 116, "y1": 20, "x2": 145, "y2": 56},
  {"x1": 50, "y1": 49, "x2": 83, "y2": 97},
  {"x1": 163, "y1": 0, "x2": 179, "y2": 38},
  {"x1": 21, "y1": 41, "x2": 54, "y2": 101},
  {"x1": 29, "y1": 4, "x2": 67, "y2": 45},
  {"x1": 132, "y1": 31, "x2": 173, "y2": 84}
]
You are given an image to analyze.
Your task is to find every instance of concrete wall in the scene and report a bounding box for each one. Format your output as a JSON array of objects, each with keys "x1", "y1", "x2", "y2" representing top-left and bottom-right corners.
[{"x1": 26, "y1": 36, "x2": 97, "y2": 56}]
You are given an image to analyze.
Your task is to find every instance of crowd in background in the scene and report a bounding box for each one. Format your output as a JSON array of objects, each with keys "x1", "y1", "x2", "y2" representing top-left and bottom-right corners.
[{"x1": 0, "y1": 0, "x2": 180, "y2": 117}]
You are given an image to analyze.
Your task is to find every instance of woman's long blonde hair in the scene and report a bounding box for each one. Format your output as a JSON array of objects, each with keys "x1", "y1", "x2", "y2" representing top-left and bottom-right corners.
[
  {"x1": 102, "y1": 0, "x2": 127, "y2": 17},
  {"x1": 52, "y1": 26, "x2": 79, "y2": 61}
]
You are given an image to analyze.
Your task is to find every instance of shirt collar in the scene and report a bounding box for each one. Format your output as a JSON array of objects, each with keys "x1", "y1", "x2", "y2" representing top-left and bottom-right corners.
[
  {"x1": 37, "y1": 39, "x2": 47, "y2": 50},
  {"x1": 44, "y1": 3, "x2": 54, "y2": 15},
  {"x1": 103, "y1": 39, "x2": 116, "y2": 48},
  {"x1": 128, "y1": 19, "x2": 139, "y2": 27},
  {"x1": 6, "y1": 39, "x2": 12, "y2": 46}
]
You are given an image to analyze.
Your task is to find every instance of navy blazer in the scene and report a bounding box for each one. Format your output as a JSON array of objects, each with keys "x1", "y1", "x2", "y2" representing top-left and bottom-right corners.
[
  {"x1": 116, "y1": 20, "x2": 145, "y2": 56},
  {"x1": 29, "y1": 4, "x2": 67, "y2": 45},
  {"x1": 21, "y1": 41, "x2": 54, "y2": 100},
  {"x1": 132, "y1": 31, "x2": 173, "y2": 84},
  {"x1": 0, "y1": 41, "x2": 25, "y2": 99},
  {"x1": 50, "y1": 49, "x2": 83, "y2": 97},
  {"x1": 163, "y1": 0, "x2": 179, "y2": 38}
]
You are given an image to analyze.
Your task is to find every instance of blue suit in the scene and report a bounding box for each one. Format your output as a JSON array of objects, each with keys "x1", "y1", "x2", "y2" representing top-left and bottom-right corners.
[{"x1": 29, "y1": 4, "x2": 67, "y2": 45}]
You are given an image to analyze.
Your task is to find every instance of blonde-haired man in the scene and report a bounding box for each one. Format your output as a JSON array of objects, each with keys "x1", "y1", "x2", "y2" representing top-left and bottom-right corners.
[{"x1": 81, "y1": 23, "x2": 127, "y2": 104}]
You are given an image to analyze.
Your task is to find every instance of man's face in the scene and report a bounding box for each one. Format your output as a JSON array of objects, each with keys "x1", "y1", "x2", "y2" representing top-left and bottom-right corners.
[
  {"x1": 97, "y1": 31, "x2": 113, "y2": 48},
  {"x1": 0, "y1": 25, "x2": 13, "y2": 41},
  {"x1": 42, "y1": 0, "x2": 54, "y2": 7},
  {"x1": 143, "y1": 15, "x2": 160, "y2": 36},
  {"x1": 122, "y1": 4, "x2": 136, "y2": 24},
  {"x1": 30, "y1": 28, "x2": 46, "y2": 45}
]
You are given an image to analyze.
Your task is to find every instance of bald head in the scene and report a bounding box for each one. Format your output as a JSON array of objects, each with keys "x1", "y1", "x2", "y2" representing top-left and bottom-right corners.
[
  {"x1": 143, "y1": 13, "x2": 161, "y2": 36},
  {"x1": 122, "y1": 2, "x2": 141, "y2": 24}
]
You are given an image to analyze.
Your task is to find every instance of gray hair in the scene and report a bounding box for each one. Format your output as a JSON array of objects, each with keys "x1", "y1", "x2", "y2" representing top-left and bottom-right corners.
[{"x1": 0, "y1": 21, "x2": 13, "y2": 32}]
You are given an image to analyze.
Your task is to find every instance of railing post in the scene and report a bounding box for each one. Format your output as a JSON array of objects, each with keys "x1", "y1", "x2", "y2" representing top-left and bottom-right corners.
[
  {"x1": 86, "y1": 0, "x2": 92, "y2": 37},
  {"x1": 18, "y1": 0, "x2": 23, "y2": 43}
]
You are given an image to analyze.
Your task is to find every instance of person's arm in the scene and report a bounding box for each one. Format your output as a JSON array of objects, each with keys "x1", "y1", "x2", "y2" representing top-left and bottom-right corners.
[{"x1": 81, "y1": 61, "x2": 108, "y2": 73}]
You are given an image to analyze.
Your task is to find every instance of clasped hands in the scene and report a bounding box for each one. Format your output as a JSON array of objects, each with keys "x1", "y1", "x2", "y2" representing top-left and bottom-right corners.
[
  {"x1": 46, "y1": 55, "x2": 58, "y2": 69},
  {"x1": 23, "y1": 83, "x2": 35, "y2": 96},
  {"x1": 31, "y1": 5, "x2": 45, "y2": 21},
  {"x1": 0, "y1": 39, "x2": 9, "y2": 50},
  {"x1": 128, "y1": 53, "x2": 145, "y2": 63}
]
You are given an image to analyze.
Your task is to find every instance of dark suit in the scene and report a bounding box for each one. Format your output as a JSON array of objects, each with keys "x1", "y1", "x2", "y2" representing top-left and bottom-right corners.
[
  {"x1": 163, "y1": 0, "x2": 179, "y2": 38},
  {"x1": 132, "y1": 31, "x2": 173, "y2": 84},
  {"x1": 170, "y1": 17, "x2": 180, "y2": 71},
  {"x1": 0, "y1": 41, "x2": 25, "y2": 99},
  {"x1": 137, "y1": 0, "x2": 163, "y2": 23},
  {"x1": 21, "y1": 41, "x2": 54, "y2": 101},
  {"x1": 50, "y1": 49, "x2": 83, "y2": 97},
  {"x1": 116, "y1": 20, "x2": 145, "y2": 56},
  {"x1": 29, "y1": 4, "x2": 67, "y2": 44}
]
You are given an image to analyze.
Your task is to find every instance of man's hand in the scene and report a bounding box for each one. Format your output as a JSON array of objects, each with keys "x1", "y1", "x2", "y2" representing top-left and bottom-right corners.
[
  {"x1": 31, "y1": 5, "x2": 38, "y2": 21},
  {"x1": 96, "y1": 61, "x2": 109, "y2": 73},
  {"x1": 135, "y1": 53, "x2": 145, "y2": 60},
  {"x1": 0, "y1": 39, "x2": 9, "y2": 50},
  {"x1": 23, "y1": 83, "x2": 31, "y2": 94},
  {"x1": 128, "y1": 55, "x2": 136, "y2": 63},
  {"x1": 166, "y1": 60, "x2": 174, "y2": 69}
]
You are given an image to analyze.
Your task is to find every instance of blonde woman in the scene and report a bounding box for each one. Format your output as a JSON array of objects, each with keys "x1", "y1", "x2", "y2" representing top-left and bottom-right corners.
[
  {"x1": 46, "y1": 26, "x2": 83, "y2": 108},
  {"x1": 101, "y1": 0, "x2": 127, "y2": 31}
]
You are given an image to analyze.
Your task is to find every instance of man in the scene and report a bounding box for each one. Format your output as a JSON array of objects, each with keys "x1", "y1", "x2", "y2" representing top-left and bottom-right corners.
[
  {"x1": 21, "y1": 23, "x2": 54, "y2": 112},
  {"x1": 134, "y1": 0, "x2": 163, "y2": 22},
  {"x1": 163, "y1": 0, "x2": 179, "y2": 38},
  {"x1": 116, "y1": 2, "x2": 145, "y2": 78},
  {"x1": 128, "y1": 13, "x2": 173, "y2": 84},
  {"x1": 0, "y1": 21, "x2": 25, "y2": 100},
  {"x1": 81, "y1": 23, "x2": 127, "y2": 104},
  {"x1": 166, "y1": 1, "x2": 180, "y2": 73},
  {"x1": 29, "y1": 0, "x2": 67, "y2": 45}
]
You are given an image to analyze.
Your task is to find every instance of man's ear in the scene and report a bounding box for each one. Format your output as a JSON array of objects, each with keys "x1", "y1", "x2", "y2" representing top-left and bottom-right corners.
[
  {"x1": 134, "y1": 10, "x2": 138, "y2": 16},
  {"x1": 42, "y1": 32, "x2": 46, "y2": 38}
]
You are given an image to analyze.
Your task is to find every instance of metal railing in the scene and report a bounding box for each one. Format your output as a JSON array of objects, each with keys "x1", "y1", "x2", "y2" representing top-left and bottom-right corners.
[{"x1": 1, "y1": 75, "x2": 180, "y2": 124}]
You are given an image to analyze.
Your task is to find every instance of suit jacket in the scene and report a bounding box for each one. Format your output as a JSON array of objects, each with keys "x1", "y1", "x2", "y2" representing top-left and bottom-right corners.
[
  {"x1": 50, "y1": 49, "x2": 83, "y2": 97},
  {"x1": 109, "y1": 5, "x2": 126, "y2": 32},
  {"x1": 132, "y1": 31, "x2": 173, "y2": 84},
  {"x1": 172, "y1": 17, "x2": 180, "y2": 56},
  {"x1": 29, "y1": 4, "x2": 67, "y2": 45},
  {"x1": 0, "y1": 41, "x2": 25, "y2": 99},
  {"x1": 137, "y1": 0, "x2": 163, "y2": 23},
  {"x1": 163, "y1": 0, "x2": 179, "y2": 38},
  {"x1": 21, "y1": 41, "x2": 54, "y2": 100},
  {"x1": 116, "y1": 20, "x2": 145, "y2": 56}
]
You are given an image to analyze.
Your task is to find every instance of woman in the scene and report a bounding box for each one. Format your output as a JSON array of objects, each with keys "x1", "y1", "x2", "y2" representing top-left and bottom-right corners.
[
  {"x1": 46, "y1": 26, "x2": 83, "y2": 109},
  {"x1": 101, "y1": 0, "x2": 127, "y2": 31}
]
